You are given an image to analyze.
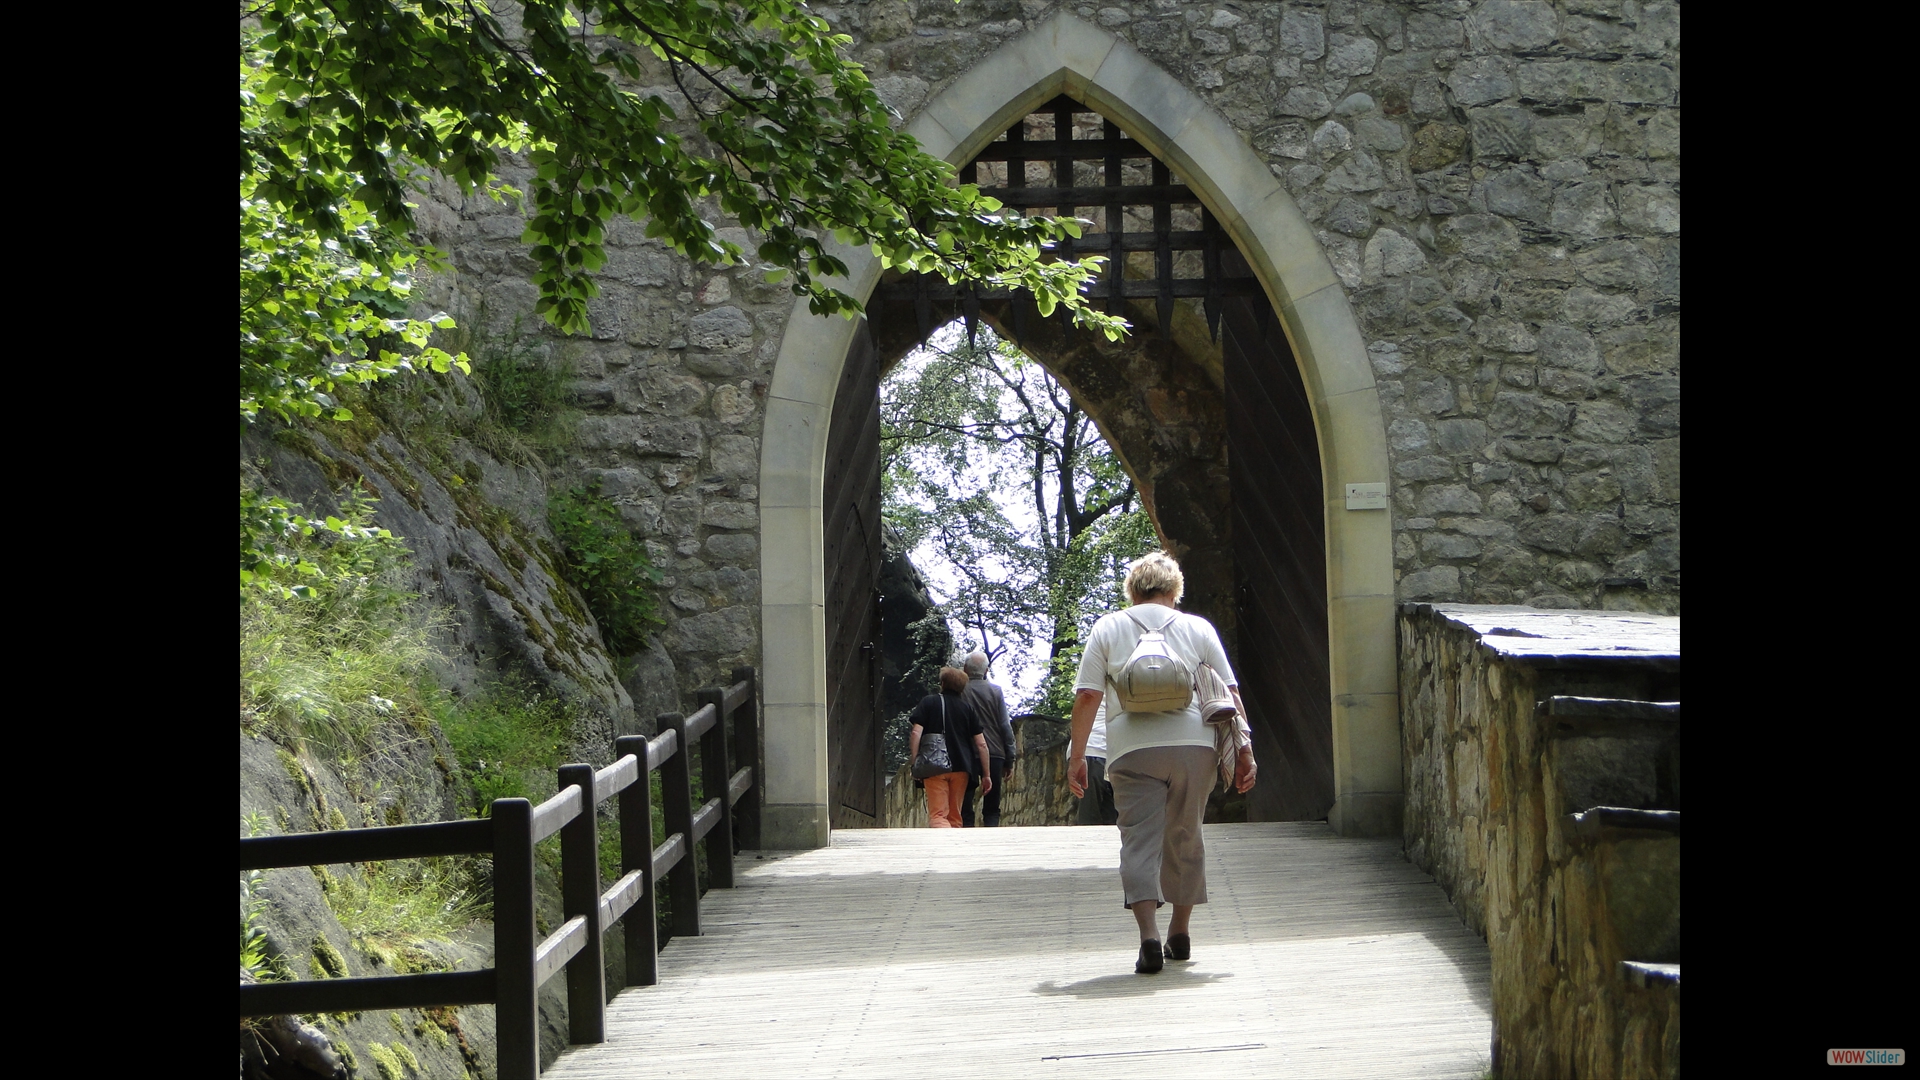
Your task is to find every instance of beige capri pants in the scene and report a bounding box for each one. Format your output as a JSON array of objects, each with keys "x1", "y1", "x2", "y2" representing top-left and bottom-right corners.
[{"x1": 1108, "y1": 744, "x2": 1217, "y2": 907}]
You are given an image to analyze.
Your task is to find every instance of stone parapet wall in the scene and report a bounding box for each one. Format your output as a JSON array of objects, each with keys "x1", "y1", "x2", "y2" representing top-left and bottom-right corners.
[{"x1": 1400, "y1": 603, "x2": 1678, "y2": 1078}]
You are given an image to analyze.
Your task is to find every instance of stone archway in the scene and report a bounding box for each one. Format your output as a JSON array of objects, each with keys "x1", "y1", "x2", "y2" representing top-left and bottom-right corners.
[{"x1": 758, "y1": 12, "x2": 1398, "y2": 847}]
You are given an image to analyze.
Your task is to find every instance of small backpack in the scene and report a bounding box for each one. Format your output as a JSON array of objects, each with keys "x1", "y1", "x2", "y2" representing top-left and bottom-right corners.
[{"x1": 1109, "y1": 607, "x2": 1194, "y2": 714}]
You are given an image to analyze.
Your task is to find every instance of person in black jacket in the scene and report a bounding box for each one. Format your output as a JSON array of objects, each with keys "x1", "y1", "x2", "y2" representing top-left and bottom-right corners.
[
  {"x1": 909, "y1": 666, "x2": 993, "y2": 828},
  {"x1": 960, "y1": 651, "x2": 1017, "y2": 827}
]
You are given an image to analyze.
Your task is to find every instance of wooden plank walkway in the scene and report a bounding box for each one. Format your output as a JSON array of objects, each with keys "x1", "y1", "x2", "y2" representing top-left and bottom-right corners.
[{"x1": 549, "y1": 823, "x2": 1491, "y2": 1079}]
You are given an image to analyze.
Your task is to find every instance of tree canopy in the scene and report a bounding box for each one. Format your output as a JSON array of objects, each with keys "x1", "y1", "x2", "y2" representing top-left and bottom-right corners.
[
  {"x1": 881, "y1": 325, "x2": 1157, "y2": 716},
  {"x1": 241, "y1": 0, "x2": 1125, "y2": 393},
  {"x1": 241, "y1": 0, "x2": 1129, "y2": 591}
]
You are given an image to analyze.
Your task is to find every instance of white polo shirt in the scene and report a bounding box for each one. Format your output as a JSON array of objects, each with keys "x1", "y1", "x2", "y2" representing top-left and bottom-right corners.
[{"x1": 1073, "y1": 604, "x2": 1236, "y2": 768}]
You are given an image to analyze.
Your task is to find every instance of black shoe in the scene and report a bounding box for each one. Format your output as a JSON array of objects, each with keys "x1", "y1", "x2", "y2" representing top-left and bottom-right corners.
[
  {"x1": 1136, "y1": 939, "x2": 1163, "y2": 974},
  {"x1": 1168, "y1": 933, "x2": 1191, "y2": 961}
]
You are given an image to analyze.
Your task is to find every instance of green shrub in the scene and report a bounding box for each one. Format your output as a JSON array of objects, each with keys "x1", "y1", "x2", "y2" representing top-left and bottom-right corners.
[
  {"x1": 547, "y1": 481, "x2": 663, "y2": 657},
  {"x1": 324, "y1": 855, "x2": 487, "y2": 973},
  {"x1": 432, "y1": 681, "x2": 574, "y2": 814},
  {"x1": 240, "y1": 486, "x2": 439, "y2": 756},
  {"x1": 473, "y1": 333, "x2": 574, "y2": 440}
]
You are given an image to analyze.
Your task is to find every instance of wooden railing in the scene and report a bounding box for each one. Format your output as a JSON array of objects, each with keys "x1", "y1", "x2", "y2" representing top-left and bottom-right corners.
[{"x1": 239, "y1": 667, "x2": 761, "y2": 1079}]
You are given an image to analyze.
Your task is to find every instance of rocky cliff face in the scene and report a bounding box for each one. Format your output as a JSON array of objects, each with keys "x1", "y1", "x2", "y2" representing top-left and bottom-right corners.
[{"x1": 240, "y1": 375, "x2": 682, "y2": 1075}]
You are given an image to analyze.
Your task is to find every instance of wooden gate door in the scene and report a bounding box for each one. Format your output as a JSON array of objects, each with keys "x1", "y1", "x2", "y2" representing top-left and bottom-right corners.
[
  {"x1": 824, "y1": 321, "x2": 885, "y2": 828},
  {"x1": 1225, "y1": 293, "x2": 1334, "y2": 821}
]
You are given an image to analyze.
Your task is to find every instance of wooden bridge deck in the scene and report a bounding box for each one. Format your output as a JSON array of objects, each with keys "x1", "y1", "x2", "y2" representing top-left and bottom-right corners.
[{"x1": 548, "y1": 822, "x2": 1491, "y2": 1079}]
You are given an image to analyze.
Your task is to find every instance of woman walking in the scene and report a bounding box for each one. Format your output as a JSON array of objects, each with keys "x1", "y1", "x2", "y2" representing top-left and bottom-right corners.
[
  {"x1": 910, "y1": 666, "x2": 993, "y2": 828},
  {"x1": 1067, "y1": 552, "x2": 1257, "y2": 973}
]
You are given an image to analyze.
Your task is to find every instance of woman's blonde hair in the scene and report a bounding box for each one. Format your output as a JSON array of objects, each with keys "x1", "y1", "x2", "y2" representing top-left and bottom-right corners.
[{"x1": 1125, "y1": 551, "x2": 1185, "y2": 605}]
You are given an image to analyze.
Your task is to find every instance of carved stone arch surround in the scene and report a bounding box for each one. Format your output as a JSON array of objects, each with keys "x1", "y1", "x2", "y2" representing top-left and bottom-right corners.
[{"x1": 758, "y1": 13, "x2": 1398, "y2": 847}]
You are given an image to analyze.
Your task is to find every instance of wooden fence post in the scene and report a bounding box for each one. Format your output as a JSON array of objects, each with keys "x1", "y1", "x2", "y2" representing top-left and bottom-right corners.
[
  {"x1": 660, "y1": 712, "x2": 701, "y2": 939},
  {"x1": 491, "y1": 798, "x2": 538, "y2": 1080},
  {"x1": 558, "y1": 763, "x2": 604, "y2": 1045},
  {"x1": 697, "y1": 685, "x2": 734, "y2": 889},
  {"x1": 732, "y1": 666, "x2": 761, "y2": 851},
  {"x1": 614, "y1": 734, "x2": 657, "y2": 988}
]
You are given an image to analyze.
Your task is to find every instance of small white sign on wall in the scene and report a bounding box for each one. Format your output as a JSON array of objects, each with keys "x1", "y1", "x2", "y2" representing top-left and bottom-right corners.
[{"x1": 1345, "y1": 482, "x2": 1388, "y2": 510}]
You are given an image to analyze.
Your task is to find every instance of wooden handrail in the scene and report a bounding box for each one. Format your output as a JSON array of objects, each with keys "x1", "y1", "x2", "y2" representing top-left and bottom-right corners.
[
  {"x1": 683, "y1": 701, "x2": 719, "y2": 741},
  {"x1": 529, "y1": 784, "x2": 583, "y2": 844},
  {"x1": 238, "y1": 669, "x2": 760, "y2": 1080},
  {"x1": 239, "y1": 818, "x2": 493, "y2": 869},
  {"x1": 240, "y1": 969, "x2": 496, "y2": 1015}
]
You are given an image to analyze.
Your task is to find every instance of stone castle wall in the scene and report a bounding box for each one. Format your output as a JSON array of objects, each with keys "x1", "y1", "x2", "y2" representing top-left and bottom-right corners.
[
  {"x1": 415, "y1": 0, "x2": 1679, "y2": 694},
  {"x1": 1399, "y1": 604, "x2": 1680, "y2": 1077}
]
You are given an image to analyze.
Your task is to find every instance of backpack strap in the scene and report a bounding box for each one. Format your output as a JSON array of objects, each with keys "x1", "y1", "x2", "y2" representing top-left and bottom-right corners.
[{"x1": 1121, "y1": 606, "x2": 1179, "y2": 634}]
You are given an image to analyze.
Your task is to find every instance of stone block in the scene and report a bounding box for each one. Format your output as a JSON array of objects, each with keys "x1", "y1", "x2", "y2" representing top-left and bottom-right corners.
[
  {"x1": 1617, "y1": 184, "x2": 1680, "y2": 234},
  {"x1": 1314, "y1": 120, "x2": 1354, "y2": 158},
  {"x1": 1517, "y1": 60, "x2": 1613, "y2": 104},
  {"x1": 604, "y1": 247, "x2": 677, "y2": 292},
  {"x1": 687, "y1": 306, "x2": 755, "y2": 354},
  {"x1": 1406, "y1": 12, "x2": 1465, "y2": 49},
  {"x1": 1435, "y1": 418, "x2": 1491, "y2": 453},
  {"x1": 1280, "y1": 7, "x2": 1326, "y2": 58},
  {"x1": 1627, "y1": 376, "x2": 1680, "y2": 437},
  {"x1": 1423, "y1": 532, "x2": 1483, "y2": 559},
  {"x1": 1447, "y1": 57, "x2": 1517, "y2": 107},
  {"x1": 1539, "y1": 367, "x2": 1595, "y2": 399},
  {"x1": 1357, "y1": 116, "x2": 1407, "y2": 152},
  {"x1": 1256, "y1": 120, "x2": 1313, "y2": 160},
  {"x1": 1466, "y1": 1, "x2": 1559, "y2": 51},
  {"x1": 1490, "y1": 393, "x2": 1571, "y2": 435},
  {"x1": 1551, "y1": 179, "x2": 1617, "y2": 235},
  {"x1": 1563, "y1": 469, "x2": 1622, "y2": 509},
  {"x1": 1530, "y1": 115, "x2": 1596, "y2": 162},
  {"x1": 710, "y1": 430, "x2": 760, "y2": 476},
  {"x1": 1396, "y1": 455, "x2": 1459, "y2": 480},
  {"x1": 1389, "y1": 418, "x2": 1433, "y2": 453},
  {"x1": 1326, "y1": 196, "x2": 1374, "y2": 236},
  {"x1": 1363, "y1": 228, "x2": 1429, "y2": 278},
  {"x1": 1437, "y1": 213, "x2": 1522, "y2": 262},
  {"x1": 1559, "y1": 13, "x2": 1637, "y2": 57},
  {"x1": 1326, "y1": 33, "x2": 1380, "y2": 76},
  {"x1": 700, "y1": 500, "x2": 759, "y2": 530},
  {"x1": 1613, "y1": 63, "x2": 1678, "y2": 105},
  {"x1": 1277, "y1": 85, "x2": 1335, "y2": 119},
  {"x1": 1476, "y1": 318, "x2": 1538, "y2": 354},
  {"x1": 1652, "y1": 439, "x2": 1679, "y2": 503},
  {"x1": 1469, "y1": 106, "x2": 1534, "y2": 161},
  {"x1": 1326, "y1": 150, "x2": 1388, "y2": 193},
  {"x1": 1401, "y1": 563, "x2": 1462, "y2": 599},
  {"x1": 1406, "y1": 372, "x2": 1459, "y2": 416},
  {"x1": 1569, "y1": 400, "x2": 1636, "y2": 443},
  {"x1": 1562, "y1": 287, "x2": 1637, "y2": 327},
  {"x1": 671, "y1": 604, "x2": 755, "y2": 656},
  {"x1": 1573, "y1": 241, "x2": 1657, "y2": 289},
  {"x1": 1598, "y1": 322, "x2": 1677, "y2": 375},
  {"x1": 1518, "y1": 512, "x2": 1579, "y2": 553},
  {"x1": 1419, "y1": 483, "x2": 1484, "y2": 515},
  {"x1": 705, "y1": 532, "x2": 759, "y2": 565}
]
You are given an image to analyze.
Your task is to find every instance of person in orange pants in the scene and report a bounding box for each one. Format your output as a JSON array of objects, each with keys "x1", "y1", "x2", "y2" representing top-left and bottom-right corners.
[{"x1": 910, "y1": 666, "x2": 992, "y2": 827}]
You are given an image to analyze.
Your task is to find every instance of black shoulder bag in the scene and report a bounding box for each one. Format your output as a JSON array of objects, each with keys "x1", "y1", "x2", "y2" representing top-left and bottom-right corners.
[{"x1": 911, "y1": 695, "x2": 955, "y2": 779}]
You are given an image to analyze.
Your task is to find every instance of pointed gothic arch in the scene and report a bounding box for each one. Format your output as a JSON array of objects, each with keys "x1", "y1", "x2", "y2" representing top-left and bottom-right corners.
[{"x1": 758, "y1": 12, "x2": 1398, "y2": 847}]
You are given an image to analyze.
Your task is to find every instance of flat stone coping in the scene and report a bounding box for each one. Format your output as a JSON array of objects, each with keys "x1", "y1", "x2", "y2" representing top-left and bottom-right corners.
[
  {"x1": 1620, "y1": 961, "x2": 1681, "y2": 988},
  {"x1": 1401, "y1": 603, "x2": 1680, "y2": 665},
  {"x1": 1570, "y1": 806, "x2": 1681, "y2": 838}
]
